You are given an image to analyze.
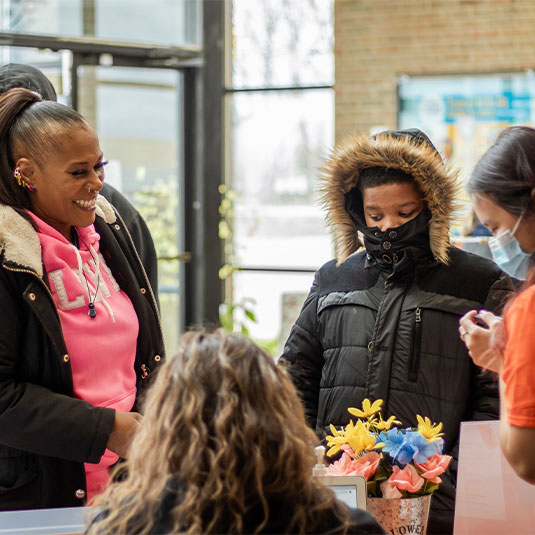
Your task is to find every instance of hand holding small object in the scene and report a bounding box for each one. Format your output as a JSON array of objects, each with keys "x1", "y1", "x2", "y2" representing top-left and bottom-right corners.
[{"x1": 459, "y1": 310, "x2": 504, "y2": 373}]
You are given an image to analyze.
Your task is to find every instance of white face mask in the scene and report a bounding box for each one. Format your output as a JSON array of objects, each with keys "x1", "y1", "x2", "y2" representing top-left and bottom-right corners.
[{"x1": 488, "y1": 212, "x2": 532, "y2": 280}]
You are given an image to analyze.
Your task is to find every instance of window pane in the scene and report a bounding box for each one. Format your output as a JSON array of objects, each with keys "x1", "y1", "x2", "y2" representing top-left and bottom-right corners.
[
  {"x1": 231, "y1": 270, "x2": 315, "y2": 355},
  {"x1": 78, "y1": 66, "x2": 181, "y2": 348},
  {"x1": 0, "y1": 47, "x2": 65, "y2": 98},
  {"x1": 230, "y1": 89, "x2": 334, "y2": 269},
  {"x1": 232, "y1": 0, "x2": 334, "y2": 88},
  {"x1": 0, "y1": 0, "x2": 199, "y2": 46}
]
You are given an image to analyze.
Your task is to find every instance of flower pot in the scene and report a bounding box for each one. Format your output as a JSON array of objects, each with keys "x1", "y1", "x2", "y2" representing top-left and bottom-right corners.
[{"x1": 366, "y1": 495, "x2": 431, "y2": 535}]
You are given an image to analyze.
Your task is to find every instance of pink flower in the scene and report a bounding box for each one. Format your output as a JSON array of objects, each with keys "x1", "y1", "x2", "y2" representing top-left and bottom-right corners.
[
  {"x1": 380, "y1": 477, "x2": 403, "y2": 499},
  {"x1": 327, "y1": 452, "x2": 359, "y2": 476},
  {"x1": 415, "y1": 454, "x2": 452, "y2": 484},
  {"x1": 351, "y1": 451, "x2": 381, "y2": 480},
  {"x1": 388, "y1": 464, "x2": 425, "y2": 493},
  {"x1": 326, "y1": 451, "x2": 381, "y2": 480}
]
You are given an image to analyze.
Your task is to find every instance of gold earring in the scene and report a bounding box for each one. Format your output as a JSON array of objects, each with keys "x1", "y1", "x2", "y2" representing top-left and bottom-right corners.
[
  {"x1": 14, "y1": 167, "x2": 24, "y2": 187},
  {"x1": 14, "y1": 168, "x2": 35, "y2": 192}
]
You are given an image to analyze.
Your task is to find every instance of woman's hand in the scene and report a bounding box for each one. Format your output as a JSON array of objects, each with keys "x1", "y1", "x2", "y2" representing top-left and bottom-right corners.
[
  {"x1": 106, "y1": 411, "x2": 142, "y2": 458},
  {"x1": 459, "y1": 310, "x2": 505, "y2": 373}
]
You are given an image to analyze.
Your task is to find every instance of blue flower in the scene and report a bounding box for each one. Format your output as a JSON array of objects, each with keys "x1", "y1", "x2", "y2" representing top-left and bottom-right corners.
[
  {"x1": 379, "y1": 428, "x2": 440, "y2": 466},
  {"x1": 403, "y1": 430, "x2": 440, "y2": 464},
  {"x1": 378, "y1": 428, "x2": 413, "y2": 464}
]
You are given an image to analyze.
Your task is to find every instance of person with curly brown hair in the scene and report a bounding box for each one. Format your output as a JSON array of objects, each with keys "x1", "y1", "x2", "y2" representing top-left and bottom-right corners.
[{"x1": 85, "y1": 329, "x2": 386, "y2": 535}]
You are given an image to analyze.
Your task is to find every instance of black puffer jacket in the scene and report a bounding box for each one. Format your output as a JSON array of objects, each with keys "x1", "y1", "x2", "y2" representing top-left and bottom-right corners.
[
  {"x1": 0, "y1": 196, "x2": 164, "y2": 511},
  {"x1": 280, "y1": 130, "x2": 513, "y2": 534}
]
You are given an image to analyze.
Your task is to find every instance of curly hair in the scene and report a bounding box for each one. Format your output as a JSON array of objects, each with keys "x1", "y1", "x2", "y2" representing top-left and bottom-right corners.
[{"x1": 86, "y1": 329, "x2": 351, "y2": 535}]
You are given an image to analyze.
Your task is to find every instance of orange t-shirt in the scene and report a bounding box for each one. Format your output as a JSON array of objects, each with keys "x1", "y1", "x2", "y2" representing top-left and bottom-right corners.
[{"x1": 503, "y1": 284, "x2": 535, "y2": 428}]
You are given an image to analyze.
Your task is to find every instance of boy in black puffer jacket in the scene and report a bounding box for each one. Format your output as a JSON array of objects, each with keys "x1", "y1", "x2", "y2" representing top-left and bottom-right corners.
[{"x1": 280, "y1": 129, "x2": 513, "y2": 534}]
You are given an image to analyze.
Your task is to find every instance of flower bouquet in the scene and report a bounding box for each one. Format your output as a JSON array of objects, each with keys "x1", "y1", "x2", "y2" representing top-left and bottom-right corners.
[{"x1": 325, "y1": 399, "x2": 452, "y2": 533}]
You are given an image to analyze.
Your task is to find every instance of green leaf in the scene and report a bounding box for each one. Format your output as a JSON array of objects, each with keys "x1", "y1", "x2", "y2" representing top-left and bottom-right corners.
[
  {"x1": 244, "y1": 309, "x2": 257, "y2": 322},
  {"x1": 367, "y1": 480, "x2": 377, "y2": 496}
]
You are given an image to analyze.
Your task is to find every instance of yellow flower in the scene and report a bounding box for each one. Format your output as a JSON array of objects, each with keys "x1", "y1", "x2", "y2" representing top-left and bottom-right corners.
[
  {"x1": 348, "y1": 398, "x2": 383, "y2": 419},
  {"x1": 416, "y1": 414, "x2": 444, "y2": 442},
  {"x1": 326, "y1": 419, "x2": 384, "y2": 457},
  {"x1": 374, "y1": 414, "x2": 402, "y2": 431},
  {"x1": 347, "y1": 419, "x2": 384, "y2": 454},
  {"x1": 326, "y1": 424, "x2": 348, "y2": 457}
]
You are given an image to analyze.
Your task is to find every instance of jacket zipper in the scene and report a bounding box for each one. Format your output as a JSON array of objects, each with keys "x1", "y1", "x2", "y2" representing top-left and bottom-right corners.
[
  {"x1": 365, "y1": 278, "x2": 389, "y2": 398},
  {"x1": 408, "y1": 307, "x2": 422, "y2": 382}
]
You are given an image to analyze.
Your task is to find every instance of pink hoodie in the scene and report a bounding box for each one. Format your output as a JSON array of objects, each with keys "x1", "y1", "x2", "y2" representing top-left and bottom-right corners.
[{"x1": 29, "y1": 213, "x2": 139, "y2": 501}]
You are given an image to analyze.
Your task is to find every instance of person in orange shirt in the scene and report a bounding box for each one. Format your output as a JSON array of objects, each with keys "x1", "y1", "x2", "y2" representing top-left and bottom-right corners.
[{"x1": 459, "y1": 125, "x2": 535, "y2": 485}]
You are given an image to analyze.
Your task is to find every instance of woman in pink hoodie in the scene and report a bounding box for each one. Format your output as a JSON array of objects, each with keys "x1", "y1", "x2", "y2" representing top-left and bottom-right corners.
[{"x1": 0, "y1": 88, "x2": 164, "y2": 510}]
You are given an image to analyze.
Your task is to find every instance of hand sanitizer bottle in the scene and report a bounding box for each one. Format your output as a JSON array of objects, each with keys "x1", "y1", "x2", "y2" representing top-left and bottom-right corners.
[{"x1": 312, "y1": 445, "x2": 327, "y2": 477}]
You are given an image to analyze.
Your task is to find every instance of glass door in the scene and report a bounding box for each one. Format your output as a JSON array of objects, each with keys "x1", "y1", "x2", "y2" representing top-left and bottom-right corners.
[{"x1": 77, "y1": 65, "x2": 182, "y2": 351}]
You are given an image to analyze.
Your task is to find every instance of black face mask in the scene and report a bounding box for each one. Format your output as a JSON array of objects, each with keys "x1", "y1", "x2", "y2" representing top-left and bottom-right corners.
[
  {"x1": 344, "y1": 185, "x2": 435, "y2": 275},
  {"x1": 360, "y1": 208, "x2": 433, "y2": 273}
]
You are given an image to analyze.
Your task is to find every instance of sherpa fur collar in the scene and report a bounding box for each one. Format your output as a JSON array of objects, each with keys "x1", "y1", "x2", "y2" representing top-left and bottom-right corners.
[
  {"x1": 0, "y1": 194, "x2": 117, "y2": 278},
  {"x1": 319, "y1": 132, "x2": 460, "y2": 265}
]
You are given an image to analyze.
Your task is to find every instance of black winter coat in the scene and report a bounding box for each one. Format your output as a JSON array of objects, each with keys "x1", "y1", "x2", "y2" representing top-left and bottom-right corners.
[
  {"x1": 90, "y1": 481, "x2": 387, "y2": 535},
  {"x1": 0, "y1": 197, "x2": 164, "y2": 511},
  {"x1": 280, "y1": 129, "x2": 514, "y2": 535},
  {"x1": 132, "y1": 503, "x2": 387, "y2": 535}
]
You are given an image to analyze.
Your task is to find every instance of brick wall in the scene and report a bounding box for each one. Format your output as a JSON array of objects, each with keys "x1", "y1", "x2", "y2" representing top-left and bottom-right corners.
[{"x1": 334, "y1": 0, "x2": 535, "y2": 142}]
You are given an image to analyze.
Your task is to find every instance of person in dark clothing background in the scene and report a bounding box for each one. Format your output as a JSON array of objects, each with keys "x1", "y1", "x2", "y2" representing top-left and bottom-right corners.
[
  {"x1": 280, "y1": 129, "x2": 513, "y2": 534},
  {"x1": 0, "y1": 63, "x2": 159, "y2": 303}
]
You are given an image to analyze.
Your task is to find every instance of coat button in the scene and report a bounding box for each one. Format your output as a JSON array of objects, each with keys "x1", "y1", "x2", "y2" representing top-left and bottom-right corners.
[
  {"x1": 383, "y1": 241, "x2": 391, "y2": 250},
  {"x1": 140, "y1": 287, "x2": 147, "y2": 294},
  {"x1": 29, "y1": 293, "x2": 36, "y2": 301},
  {"x1": 374, "y1": 231, "x2": 381, "y2": 238},
  {"x1": 389, "y1": 231, "x2": 397, "y2": 239},
  {"x1": 63, "y1": 354, "x2": 70, "y2": 363},
  {"x1": 154, "y1": 355, "x2": 161, "y2": 362},
  {"x1": 367, "y1": 341, "x2": 373, "y2": 351},
  {"x1": 114, "y1": 224, "x2": 120, "y2": 230},
  {"x1": 75, "y1": 489, "x2": 85, "y2": 499}
]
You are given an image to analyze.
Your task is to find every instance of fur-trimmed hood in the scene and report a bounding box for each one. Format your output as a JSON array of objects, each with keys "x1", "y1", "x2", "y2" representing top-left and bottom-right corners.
[
  {"x1": 0, "y1": 195, "x2": 117, "y2": 278},
  {"x1": 320, "y1": 129, "x2": 460, "y2": 265}
]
